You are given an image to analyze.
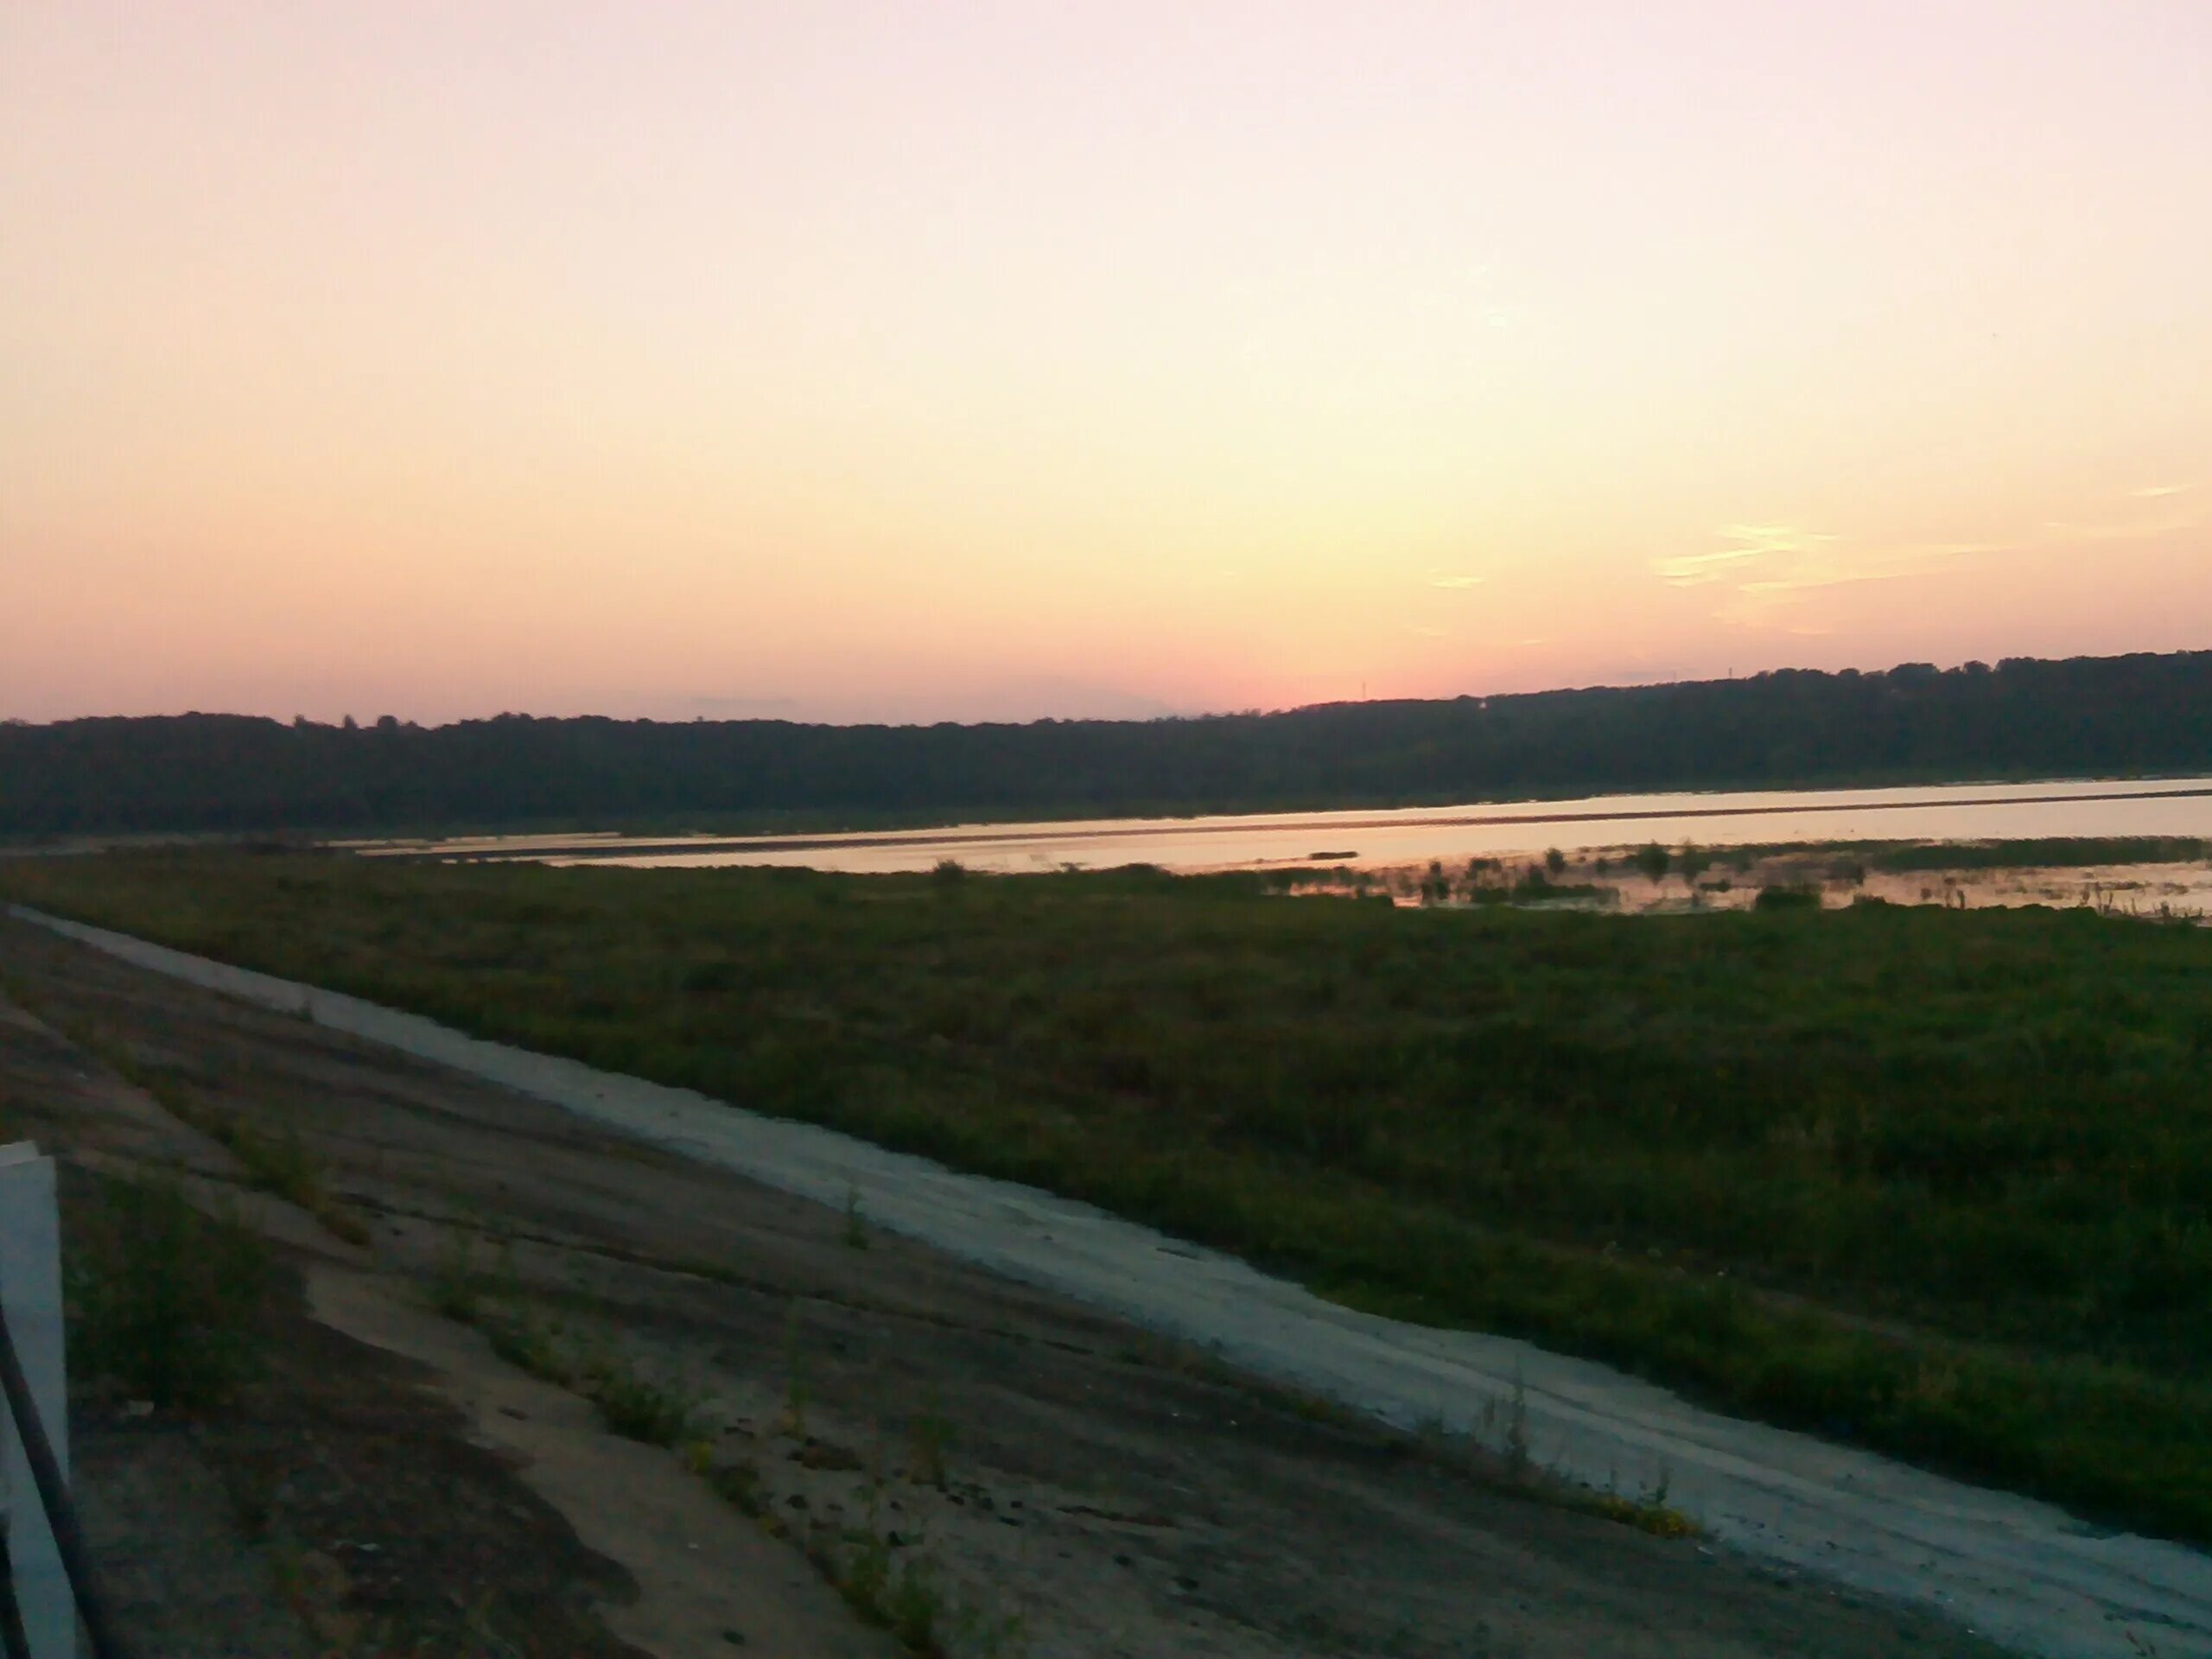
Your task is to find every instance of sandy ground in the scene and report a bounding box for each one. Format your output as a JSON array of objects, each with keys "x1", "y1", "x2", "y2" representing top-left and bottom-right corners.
[{"x1": 0, "y1": 911, "x2": 2188, "y2": 1656}]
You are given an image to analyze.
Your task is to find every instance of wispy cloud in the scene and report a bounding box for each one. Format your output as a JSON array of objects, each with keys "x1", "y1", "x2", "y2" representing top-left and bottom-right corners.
[
  {"x1": 1649, "y1": 545, "x2": 1768, "y2": 585},
  {"x1": 1656, "y1": 484, "x2": 2198, "y2": 632},
  {"x1": 1656, "y1": 524, "x2": 1999, "y2": 629},
  {"x1": 2040, "y1": 510, "x2": 2202, "y2": 543},
  {"x1": 1652, "y1": 524, "x2": 1838, "y2": 587},
  {"x1": 1427, "y1": 572, "x2": 1485, "y2": 590}
]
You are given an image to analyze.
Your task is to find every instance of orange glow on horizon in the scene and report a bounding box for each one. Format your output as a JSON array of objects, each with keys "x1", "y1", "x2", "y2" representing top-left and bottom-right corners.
[{"x1": 4, "y1": 3, "x2": 2209, "y2": 726}]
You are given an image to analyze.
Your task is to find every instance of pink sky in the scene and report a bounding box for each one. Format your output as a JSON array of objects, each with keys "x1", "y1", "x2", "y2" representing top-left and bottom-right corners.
[{"x1": 4, "y1": 2, "x2": 2209, "y2": 726}]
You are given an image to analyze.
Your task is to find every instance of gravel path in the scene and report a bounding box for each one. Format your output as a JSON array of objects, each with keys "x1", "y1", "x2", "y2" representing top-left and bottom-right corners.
[{"x1": 19, "y1": 904, "x2": 2210, "y2": 1659}]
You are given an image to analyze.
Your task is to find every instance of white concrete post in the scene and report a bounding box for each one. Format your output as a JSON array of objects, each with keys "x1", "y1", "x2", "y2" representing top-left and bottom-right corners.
[{"x1": 0, "y1": 1141, "x2": 74, "y2": 1659}]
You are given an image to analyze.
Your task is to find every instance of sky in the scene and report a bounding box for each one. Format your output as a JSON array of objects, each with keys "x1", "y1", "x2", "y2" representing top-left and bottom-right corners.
[{"x1": 4, "y1": 2, "x2": 2209, "y2": 727}]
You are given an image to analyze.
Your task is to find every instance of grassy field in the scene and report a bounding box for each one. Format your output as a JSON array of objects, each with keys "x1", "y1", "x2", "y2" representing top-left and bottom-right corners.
[{"x1": 6, "y1": 850, "x2": 2211, "y2": 1539}]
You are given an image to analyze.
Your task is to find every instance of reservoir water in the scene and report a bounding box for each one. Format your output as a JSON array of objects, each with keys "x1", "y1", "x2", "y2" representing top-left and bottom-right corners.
[{"x1": 372, "y1": 775, "x2": 2212, "y2": 876}]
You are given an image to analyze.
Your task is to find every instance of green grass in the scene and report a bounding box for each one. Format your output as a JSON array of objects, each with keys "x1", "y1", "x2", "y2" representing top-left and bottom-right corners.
[
  {"x1": 67, "y1": 1171, "x2": 272, "y2": 1408},
  {"x1": 8, "y1": 850, "x2": 2212, "y2": 1538}
]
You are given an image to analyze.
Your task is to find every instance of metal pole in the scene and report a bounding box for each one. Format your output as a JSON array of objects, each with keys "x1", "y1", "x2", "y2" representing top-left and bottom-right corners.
[
  {"x1": 0, "y1": 1528, "x2": 32, "y2": 1659},
  {"x1": 0, "y1": 1305, "x2": 131, "y2": 1659}
]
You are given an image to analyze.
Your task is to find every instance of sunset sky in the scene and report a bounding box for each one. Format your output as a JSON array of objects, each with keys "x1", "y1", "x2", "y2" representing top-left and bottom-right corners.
[{"x1": 5, "y1": 2, "x2": 2209, "y2": 727}]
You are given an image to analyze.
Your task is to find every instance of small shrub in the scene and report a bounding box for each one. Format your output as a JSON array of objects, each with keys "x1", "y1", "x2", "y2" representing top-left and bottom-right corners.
[
  {"x1": 486, "y1": 1307, "x2": 569, "y2": 1384},
  {"x1": 843, "y1": 1185, "x2": 871, "y2": 1250},
  {"x1": 594, "y1": 1368, "x2": 696, "y2": 1446},
  {"x1": 781, "y1": 1303, "x2": 810, "y2": 1439},
  {"x1": 884, "y1": 1554, "x2": 949, "y2": 1651},
  {"x1": 1589, "y1": 1464, "x2": 1700, "y2": 1540},
  {"x1": 429, "y1": 1227, "x2": 480, "y2": 1321},
  {"x1": 704, "y1": 1458, "x2": 765, "y2": 1516},
  {"x1": 68, "y1": 1174, "x2": 271, "y2": 1409},
  {"x1": 907, "y1": 1390, "x2": 953, "y2": 1489},
  {"x1": 1754, "y1": 883, "x2": 1821, "y2": 912}
]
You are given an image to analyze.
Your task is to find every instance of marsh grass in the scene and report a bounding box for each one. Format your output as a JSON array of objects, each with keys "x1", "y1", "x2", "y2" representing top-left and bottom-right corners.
[
  {"x1": 1874, "y1": 836, "x2": 2208, "y2": 871},
  {"x1": 10, "y1": 850, "x2": 2212, "y2": 1537},
  {"x1": 1717, "y1": 835, "x2": 2208, "y2": 872}
]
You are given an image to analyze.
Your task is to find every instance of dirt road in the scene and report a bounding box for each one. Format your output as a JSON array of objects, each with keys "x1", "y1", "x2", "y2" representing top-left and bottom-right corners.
[{"x1": 0, "y1": 910, "x2": 2111, "y2": 1656}]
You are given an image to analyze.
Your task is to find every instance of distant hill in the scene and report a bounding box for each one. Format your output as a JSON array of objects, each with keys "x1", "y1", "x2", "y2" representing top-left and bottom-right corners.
[{"x1": 4, "y1": 650, "x2": 2210, "y2": 837}]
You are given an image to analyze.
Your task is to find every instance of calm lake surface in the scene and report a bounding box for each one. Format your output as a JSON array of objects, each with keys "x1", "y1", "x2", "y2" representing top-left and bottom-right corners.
[{"x1": 374, "y1": 776, "x2": 2212, "y2": 875}]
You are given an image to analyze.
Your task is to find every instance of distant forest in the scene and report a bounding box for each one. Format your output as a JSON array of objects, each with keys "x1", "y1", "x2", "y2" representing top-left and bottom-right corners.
[{"x1": 4, "y1": 651, "x2": 2210, "y2": 837}]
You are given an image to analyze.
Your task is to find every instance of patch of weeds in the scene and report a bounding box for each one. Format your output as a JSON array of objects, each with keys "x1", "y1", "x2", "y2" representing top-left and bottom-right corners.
[
  {"x1": 951, "y1": 1601, "x2": 1028, "y2": 1659},
  {"x1": 497, "y1": 1311, "x2": 693, "y2": 1447},
  {"x1": 18, "y1": 999, "x2": 372, "y2": 1249},
  {"x1": 484, "y1": 1305, "x2": 570, "y2": 1387},
  {"x1": 797, "y1": 1437, "x2": 865, "y2": 1471},
  {"x1": 907, "y1": 1389, "x2": 953, "y2": 1489},
  {"x1": 1285, "y1": 1389, "x2": 1357, "y2": 1429},
  {"x1": 882, "y1": 1552, "x2": 950, "y2": 1653},
  {"x1": 830, "y1": 1527, "x2": 1015, "y2": 1658},
  {"x1": 780, "y1": 1302, "x2": 810, "y2": 1439},
  {"x1": 223, "y1": 1117, "x2": 372, "y2": 1246},
  {"x1": 843, "y1": 1184, "x2": 871, "y2": 1250},
  {"x1": 1587, "y1": 1464, "x2": 1700, "y2": 1540},
  {"x1": 67, "y1": 1172, "x2": 270, "y2": 1408},
  {"x1": 1472, "y1": 1374, "x2": 1531, "y2": 1481},
  {"x1": 703, "y1": 1459, "x2": 766, "y2": 1516},
  {"x1": 424, "y1": 1232, "x2": 695, "y2": 1447},
  {"x1": 102, "y1": 1046, "x2": 365, "y2": 1245},
  {"x1": 428, "y1": 1226, "x2": 481, "y2": 1321},
  {"x1": 838, "y1": 1526, "x2": 895, "y2": 1624},
  {"x1": 1753, "y1": 882, "x2": 1821, "y2": 912},
  {"x1": 592, "y1": 1365, "x2": 696, "y2": 1447}
]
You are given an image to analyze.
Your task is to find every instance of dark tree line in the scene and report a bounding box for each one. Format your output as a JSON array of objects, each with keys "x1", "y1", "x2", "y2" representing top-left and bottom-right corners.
[{"x1": 3, "y1": 651, "x2": 2209, "y2": 836}]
